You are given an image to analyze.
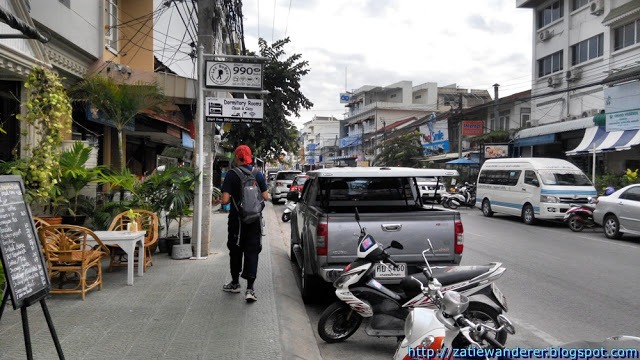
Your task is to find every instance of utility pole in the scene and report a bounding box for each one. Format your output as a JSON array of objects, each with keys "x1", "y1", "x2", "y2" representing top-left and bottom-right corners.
[
  {"x1": 458, "y1": 92, "x2": 463, "y2": 159},
  {"x1": 192, "y1": 0, "x2": 217, "y2": 258}
]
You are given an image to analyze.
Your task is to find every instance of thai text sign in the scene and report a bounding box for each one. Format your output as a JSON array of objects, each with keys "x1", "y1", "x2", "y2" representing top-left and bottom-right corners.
[
  {"x1": 205, "y1": 97, "x2": 263, "y2": 124},
  {"x1": 462, "y1": 121, "x2": 483, "y2": 136},
  {"x1": 606, "y1": 109, "x2": 640, "y2": 132}
]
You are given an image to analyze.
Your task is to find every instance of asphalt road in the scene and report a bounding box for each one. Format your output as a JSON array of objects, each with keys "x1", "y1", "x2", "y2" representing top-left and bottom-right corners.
[{"x1": 269, "y1": 203, "x2": 640, "y2": 360}]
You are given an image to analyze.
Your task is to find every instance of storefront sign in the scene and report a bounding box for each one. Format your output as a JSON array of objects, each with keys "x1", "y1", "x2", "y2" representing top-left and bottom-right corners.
[
  {"x1": 420, "y1": 119, "x2": 450, "y2": 155},
  {"x1": 462, "y1": 121, "x2": 483, "y2": 136},
  {"x1": 605, "y1": 82, "x2": 640, "y2": 131},
  {"x1": 484, "y1": 144, "x2": 509, "y2": 158}
]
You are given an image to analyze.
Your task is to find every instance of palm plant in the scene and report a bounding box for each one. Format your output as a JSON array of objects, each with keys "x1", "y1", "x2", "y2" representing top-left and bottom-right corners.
[
  {"x1": 71, "y1": 75, "x2": 166, "y2": 171},
  {"x1": 59, "y1": 142, "x2": 105, "y2": 217}
]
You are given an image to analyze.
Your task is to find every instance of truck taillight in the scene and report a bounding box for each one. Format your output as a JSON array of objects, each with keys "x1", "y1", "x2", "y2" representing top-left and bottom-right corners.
[
  {"x1": 316, "y1": 220, "x2": 328, "y2": 256},
  {"x1": 454, "y1": 220, "x2": 464, "y2": 254}
]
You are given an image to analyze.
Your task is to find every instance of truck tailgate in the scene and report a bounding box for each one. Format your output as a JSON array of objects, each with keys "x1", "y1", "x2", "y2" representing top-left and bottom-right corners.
[{"x1": 326, "y1": 211, "x2": 457, "y2": 265}]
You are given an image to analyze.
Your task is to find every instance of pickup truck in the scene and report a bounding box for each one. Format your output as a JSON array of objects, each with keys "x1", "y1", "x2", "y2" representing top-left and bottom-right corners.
[{"x1": 287, "y1": 167, "x2": 463, "y2": 302}]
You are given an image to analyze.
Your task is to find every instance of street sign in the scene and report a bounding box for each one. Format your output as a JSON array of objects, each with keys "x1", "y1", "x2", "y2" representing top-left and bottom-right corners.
[
  {"x1": 205, "y1": 97, "x2": 264, "y2": 124},
  {"x1": 204, "y1": 61, "x2": 263, "y2": 90}
]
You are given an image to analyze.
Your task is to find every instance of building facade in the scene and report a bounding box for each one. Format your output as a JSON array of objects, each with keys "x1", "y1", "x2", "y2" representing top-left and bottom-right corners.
[
  {"x1": 299, "y1": 115, "x2": 340, "y2": 169},
  {"x1": 516, "y1": 0, "x2": 640, "y2": 176}
]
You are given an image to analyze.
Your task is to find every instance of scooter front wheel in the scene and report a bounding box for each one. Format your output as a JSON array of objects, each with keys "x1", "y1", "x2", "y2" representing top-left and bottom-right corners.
[
  {"x1": 567, "y1": 214, "x2": 584, "y2": 232},
  {"x1": 318, "y1": 302, "x2": 363, "y2": 343}
]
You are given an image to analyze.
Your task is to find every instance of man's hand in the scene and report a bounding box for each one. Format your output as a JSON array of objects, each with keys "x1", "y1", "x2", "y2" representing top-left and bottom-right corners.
[{"x1": 221, "y1": 192, "x2": 231, "y2": 205}]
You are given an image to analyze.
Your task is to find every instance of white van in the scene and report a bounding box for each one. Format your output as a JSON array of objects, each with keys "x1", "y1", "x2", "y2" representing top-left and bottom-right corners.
[{"x1": 475, "y1": 158, "x2": 597, "y2": 224}]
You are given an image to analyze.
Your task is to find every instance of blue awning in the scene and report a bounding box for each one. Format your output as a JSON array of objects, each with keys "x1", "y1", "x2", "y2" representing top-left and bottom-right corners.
[
  {"x1": 513, "y1": 134, "x2": 556, "y2": 147},
  {"x1": 566, "y1": 126, "x2": 640, "y2": 155}
]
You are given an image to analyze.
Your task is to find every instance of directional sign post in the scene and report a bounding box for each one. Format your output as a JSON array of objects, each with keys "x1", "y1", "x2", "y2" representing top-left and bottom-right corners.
[{"x1": 205, "y1": 61, "x2": 263, "y2": 91}]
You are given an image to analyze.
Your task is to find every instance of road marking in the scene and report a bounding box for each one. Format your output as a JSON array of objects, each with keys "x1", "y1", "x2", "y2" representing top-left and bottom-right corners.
[{"x1": 510, "y1": 316, "x2": 563, "y2": 346}]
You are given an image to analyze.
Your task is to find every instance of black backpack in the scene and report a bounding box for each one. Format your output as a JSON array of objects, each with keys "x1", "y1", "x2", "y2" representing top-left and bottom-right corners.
[{"x1": 231, "y1": 167, "x2": 265, "y2": 224}]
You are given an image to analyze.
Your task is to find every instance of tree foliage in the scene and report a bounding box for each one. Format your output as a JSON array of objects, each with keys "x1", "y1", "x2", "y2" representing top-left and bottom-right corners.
[
  {"x1": 226, "y1": 38, "x2": 313, "y2": 162},
  {"x1": 71, "y1": 75, "x2": 166, "y2": 171},
  {"x1": 373, "y1": 131, "x2": 426, "y2": 167}
]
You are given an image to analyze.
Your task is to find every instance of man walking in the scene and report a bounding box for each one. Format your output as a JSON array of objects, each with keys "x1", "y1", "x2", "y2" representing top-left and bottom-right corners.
[{"x1": 220, "y1": 145, "x2": 268, "y2": 302}]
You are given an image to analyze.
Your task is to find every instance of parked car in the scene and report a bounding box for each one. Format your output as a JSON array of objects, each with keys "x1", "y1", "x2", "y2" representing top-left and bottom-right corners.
[
  {"x1": 593, "y1": 184, "x2": 640, "y2": 239},
  {"x1": 270, "y1": 170, "x2": 301, "y2": 203},
  {"x1": 289, "y1": 173, "x2": 308, "y2": 193},
  {"x1": 416, "y1": 176, "x2": 446, "y2": 203}
]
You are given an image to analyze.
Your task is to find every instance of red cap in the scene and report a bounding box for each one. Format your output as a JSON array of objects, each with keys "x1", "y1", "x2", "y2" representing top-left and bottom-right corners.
[{"x1": 234, "y1": 145, "x2": 253, "y2": 165}]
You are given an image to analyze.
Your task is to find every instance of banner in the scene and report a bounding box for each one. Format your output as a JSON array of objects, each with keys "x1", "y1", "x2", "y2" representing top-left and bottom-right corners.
[
  {"x1": 462, "y1": 121, "x2": 483, "y2": 136},
  {"x1": 420, "y1": 118, "x2": 450, "y2": 155},
  {"x1": 484, "y1": 144, "x2": 509, "y2": 158}
]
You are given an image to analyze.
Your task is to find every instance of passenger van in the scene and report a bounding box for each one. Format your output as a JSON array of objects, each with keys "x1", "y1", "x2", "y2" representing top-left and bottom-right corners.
[{"x1": 475, "y1": 158, "x2": 597, "y2": 224}]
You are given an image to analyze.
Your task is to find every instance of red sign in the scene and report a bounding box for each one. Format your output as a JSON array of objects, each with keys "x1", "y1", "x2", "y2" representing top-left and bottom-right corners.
[{"x1": 462, "y1": 121, "x2": 483, "y2": 136}]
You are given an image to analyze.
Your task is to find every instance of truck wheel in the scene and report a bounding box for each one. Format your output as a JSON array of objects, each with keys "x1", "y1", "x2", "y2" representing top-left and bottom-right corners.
[
  {"x1": 522, "y1": 204, "x2": 535, "y2": 225},
  {"x1": 603, "y1": 215, "x2": 622, "y2": 239},
  {"x1": 318, "y1": 302, "x2": 363, "y2": 343},
  {"x1": 452, "y1": 302, "x2": 507, "y2": 349},
  {"x1": 300, "y1": 263, "x2": 317, "y2": 304},
  {"x1": 482, "y1": 199, "x2": 494, "y2": 217}
]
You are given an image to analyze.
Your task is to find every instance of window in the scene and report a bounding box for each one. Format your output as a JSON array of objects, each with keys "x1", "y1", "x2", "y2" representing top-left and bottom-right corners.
[
  {"x1": 614, "y1": 20, "x2": 640, "y2": 51},
  {"x1": 490, "y1": 110, "x2": 511, "y2": 131},
  {"x1": 538, "y1": 51, "x2": 563, "y2": 77},
  {"x1": 571, "y1": 34, "x2": 604, "y2": 65},
  {"x1": 571, "y1": 0, "x2": 588, "y2": 11},
  {"x1": 538, "y1": 170, "x2": 592, "y2": 186},
  {"x1": 478, "y1": 170, "x2": 521, "y2": 186},
  {"x1": 537, "y1": 0, "x2": 564, "y2": 29},
  {"x1": 521, "y1": 108, "x2": 531, "y2": 128},
  {"x1": 105, "y1": 0, "x2": 118, "y2": 51},
  {"x1": 620, "y1": 187, "x2": 640, "y2": 202},
  {"x1": 524, "y1": 170, "x2": 539, "y2": 186}
]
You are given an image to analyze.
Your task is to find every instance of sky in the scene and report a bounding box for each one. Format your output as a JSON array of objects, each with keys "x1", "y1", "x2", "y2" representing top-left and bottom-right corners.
[{"x1": 154, "y1": 0, "x2": 534, "y2": 129}]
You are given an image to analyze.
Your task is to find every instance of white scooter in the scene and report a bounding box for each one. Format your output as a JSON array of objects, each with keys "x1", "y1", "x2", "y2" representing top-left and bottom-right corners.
[
  {"x1": 394, "y1": 246, "x2": 516, "y2": 360},
  {"x1": 281, "y1": 199, "x2": 296, "y2": 222}
]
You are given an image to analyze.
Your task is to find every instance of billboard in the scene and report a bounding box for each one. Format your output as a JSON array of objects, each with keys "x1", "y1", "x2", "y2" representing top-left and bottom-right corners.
[
  {"x1": 484, "y1": 144, "x2": 509, "y2": 159},
  {"x1": 420, "y1": 118, "x2": 450, "y2": 155},
  {"x1": 462, "y1": 121, "x2": 483, "y2": 136}
]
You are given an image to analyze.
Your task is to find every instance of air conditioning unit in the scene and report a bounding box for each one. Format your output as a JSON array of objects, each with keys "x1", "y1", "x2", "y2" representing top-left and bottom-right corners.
[
  {"x1": 526, "y1": 119, "x2": 539, "y2": 128},
  {"x1": 538, "y1": 30, "x2": 552, "y2": 42},
  {"x1": 570, "y1": 115, "x2": 578, "y2": 120},
  {"x1": 590, "y1": 0, "x2": 604, "y2": 15},
  {"x1": 581, "y1": 109, "x2": 600, "y2": 118},
  {"x1": 547, "y1": 76, "x2": 562, "y2": 88},
  {"x1": 566, "y1": 68, "x2": 582, "y2": 82}
]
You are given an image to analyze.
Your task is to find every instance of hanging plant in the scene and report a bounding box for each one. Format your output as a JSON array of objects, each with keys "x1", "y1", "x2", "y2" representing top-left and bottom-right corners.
[{"x1": 16, "y1": 67, "x2": 72, "y2": 209}]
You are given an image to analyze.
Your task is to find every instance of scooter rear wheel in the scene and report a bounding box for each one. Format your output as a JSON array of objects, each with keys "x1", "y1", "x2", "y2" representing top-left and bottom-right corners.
[
  {"x1": 567, "y1": 214, "x2": 585, "y2": 232},
  {"x1": 451, "y1": 302, "x2": 507, "y2": 350},
  {"x1": 318, "y1": 302, "x2": 363, "y2": 343},
  {"x1": 448, "y1": 198, "x2": 459, "y2": 209}
]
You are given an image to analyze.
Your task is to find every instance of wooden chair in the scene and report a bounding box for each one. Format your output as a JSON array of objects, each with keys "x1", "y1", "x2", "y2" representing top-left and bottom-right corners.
[
  {"x1": 33, "y1": 217, "x2": 51, "y2": 232},
  {"x1": 38, "y1": 225, "x2": 110, "y2": 300},
  {"x1": 107, "y1": 209, "x2": 159, "y2": 272}
]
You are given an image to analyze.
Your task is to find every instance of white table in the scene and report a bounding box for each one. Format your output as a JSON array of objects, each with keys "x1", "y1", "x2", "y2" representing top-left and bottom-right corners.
[{"x1": 90, "y1": 231, "x2": 146, "y2": 285}]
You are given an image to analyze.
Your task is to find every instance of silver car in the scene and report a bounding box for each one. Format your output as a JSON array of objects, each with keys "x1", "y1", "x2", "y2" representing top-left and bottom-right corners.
[
  {"x1": 593, "y1": 184, "x2": 640, "y2": 239},
  {"x1": 270, "y1": 170, "x2": 301, "y2": 203}
]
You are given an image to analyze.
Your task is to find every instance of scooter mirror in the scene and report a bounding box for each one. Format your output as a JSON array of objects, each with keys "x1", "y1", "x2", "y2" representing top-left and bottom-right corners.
[
  {"x1": 390, "y1": 240, "x2": 403, "y2": 250},
  {"x1": 497, "y1": 314, "x2": 516, "y2": 335}
]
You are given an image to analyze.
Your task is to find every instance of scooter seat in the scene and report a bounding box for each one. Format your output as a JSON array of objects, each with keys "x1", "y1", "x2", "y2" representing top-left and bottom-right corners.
[{"x1": 399, "y1": 265, "x2": 493, "y2": 300}]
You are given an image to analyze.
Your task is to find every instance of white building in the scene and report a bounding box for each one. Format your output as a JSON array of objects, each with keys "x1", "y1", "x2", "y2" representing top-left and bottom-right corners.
[
  {"x1": 299, "y1": 115, "x2": 340, "y2": 168},
  {"x1": 515, "y1": 0, "x2": 640, "y2": 174}
]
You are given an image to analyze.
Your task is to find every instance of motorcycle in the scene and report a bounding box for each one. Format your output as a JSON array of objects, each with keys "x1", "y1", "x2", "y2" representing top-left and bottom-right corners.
[
  {"x1": 564, "y1": 197, "x2": 597, "y2": 232},
  {"x1": 446, "y1": 182, "x2": 476, "y2": 209},
  {"x1": 394, "y1": 257, "x2": 515, "y2": 360},
  {"x1": 317, "y1": 209, "x2": 508, "y2": 344},
  {"x1": 281, "y1": 199, "x2": 297, "y2": 222}
]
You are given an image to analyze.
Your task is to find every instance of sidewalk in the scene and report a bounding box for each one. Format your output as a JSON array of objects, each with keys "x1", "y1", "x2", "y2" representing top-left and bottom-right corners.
[{"x1": 0, "y1": 203, "x2": 322, "y2": 360}]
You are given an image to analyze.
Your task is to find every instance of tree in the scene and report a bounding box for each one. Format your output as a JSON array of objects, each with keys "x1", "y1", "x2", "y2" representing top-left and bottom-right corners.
[
  {"x1": 227, "y1": 38, "x2": 313, "y2": 162},
  {"x1": 373, "y1": 131, "x2": 426, "y2": 167},
  {"x1": 71, "y1": 75, "x2": 166, "y2": 171}
]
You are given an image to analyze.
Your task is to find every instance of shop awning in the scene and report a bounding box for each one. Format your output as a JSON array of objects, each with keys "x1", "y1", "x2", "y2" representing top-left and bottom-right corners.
[
  {"x1": 566, "y1": 126, "x2": 640, "y2": 155},
  {"x1": 139, "y1": 104, "x2": 189, "y2": 131},
  {"x1": 513, "y1": 134, "x2": 556, "y2": 147},
  {"x1": 514, "y1": 117, "x2": 593, "y2": 140}
]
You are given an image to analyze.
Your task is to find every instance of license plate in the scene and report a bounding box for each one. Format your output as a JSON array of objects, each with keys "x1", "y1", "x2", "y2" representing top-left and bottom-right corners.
[
  {"x1": 492, "y1": 283, "x2": 508, "y2": 311},
  {"x1": 375, "y1": 263, "x2": 407, "y2": 278}
]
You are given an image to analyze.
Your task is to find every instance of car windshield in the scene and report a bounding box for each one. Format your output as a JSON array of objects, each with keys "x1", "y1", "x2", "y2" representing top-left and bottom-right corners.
[
  {"x1": 538, "y1": 170, "x2": 592, "y2": 186},
  {"x1": 276, "y1": 172, "x2": 299, "y2": 181}
]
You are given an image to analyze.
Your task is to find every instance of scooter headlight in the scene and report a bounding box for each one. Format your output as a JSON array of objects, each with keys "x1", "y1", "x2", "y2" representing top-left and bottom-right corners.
[{"x1": 403, "y1": 309, "x2": 414, "y2": 341}]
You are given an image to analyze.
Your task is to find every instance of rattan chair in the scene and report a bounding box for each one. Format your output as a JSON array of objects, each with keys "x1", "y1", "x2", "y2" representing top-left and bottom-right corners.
[
  {"x1": 38, "y1": 225, "x2": 110, "y2": 300},
  {"x1": 33, "y1": 216, "x2": 51, "y2": 232},
  {"x1": 107, "y1": 209, "x2": 159, "y2": 272}
]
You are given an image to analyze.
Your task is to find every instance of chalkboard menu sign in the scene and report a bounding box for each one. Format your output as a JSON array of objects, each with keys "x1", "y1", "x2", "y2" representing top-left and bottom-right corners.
[{"x1": 0, "y1": 175, "x2": 51, "y2": 309}]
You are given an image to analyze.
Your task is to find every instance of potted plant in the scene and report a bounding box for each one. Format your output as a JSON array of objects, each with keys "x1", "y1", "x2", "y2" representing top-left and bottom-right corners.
[
  {"x1": 7, "y1": 67, "x2": 72, "y2": 221},
  {"x1": 58, "y1": 142, "x2": 104, "y2": 226},
  {"x1": 165, "y1": 166, "x2": 196, "y2": 258}
]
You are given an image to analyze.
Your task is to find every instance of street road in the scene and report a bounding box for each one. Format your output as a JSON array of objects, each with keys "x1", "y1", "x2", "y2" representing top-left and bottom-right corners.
[{"x1": 270, "y1": 204, "x2": 640, "y2": 360}]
